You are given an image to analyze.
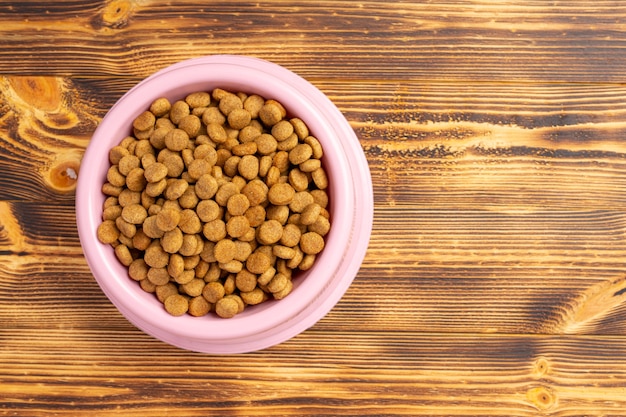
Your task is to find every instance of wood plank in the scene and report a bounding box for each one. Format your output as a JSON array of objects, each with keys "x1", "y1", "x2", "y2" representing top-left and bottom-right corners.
[
  {"x1": 3, "y1": 200, "x2": 626, "y2": 335},
  {"x1": 4, "y1": 76, "x2": 626, "y2": 203},
  {"x1": 2, "y1": 331, "x2": 626, "y2": 415},
  {"x1": 0, "y1": 1, "x2": 626, "y2": 81}
]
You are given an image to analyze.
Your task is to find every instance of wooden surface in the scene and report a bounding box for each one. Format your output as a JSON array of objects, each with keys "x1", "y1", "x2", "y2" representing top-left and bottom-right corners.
[{"x1": 3, "y1": 1, "x2": 626, "y2": 415}]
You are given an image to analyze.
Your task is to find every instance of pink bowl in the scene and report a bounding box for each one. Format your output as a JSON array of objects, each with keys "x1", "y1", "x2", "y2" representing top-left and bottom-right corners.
[{"x1": 76, "y1": 55, "x2": 373, "y2": 353}]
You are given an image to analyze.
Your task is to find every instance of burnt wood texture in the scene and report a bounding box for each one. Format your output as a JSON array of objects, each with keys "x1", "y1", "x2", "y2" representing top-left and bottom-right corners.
[{"x1": 2, "y1": 1, "x2": 626, "y2": 415}]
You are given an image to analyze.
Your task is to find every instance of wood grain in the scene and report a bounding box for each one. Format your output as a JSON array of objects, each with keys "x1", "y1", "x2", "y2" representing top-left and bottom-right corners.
[
  {"x1": 3, "y1": 331, "x2": 626, "y2": 415},
  {"x1": 0, "y1": 1, "x2": 625, "y2": 82},
  {"x1": 3, "y1": 0, "x2": 626, "y2": 415}
]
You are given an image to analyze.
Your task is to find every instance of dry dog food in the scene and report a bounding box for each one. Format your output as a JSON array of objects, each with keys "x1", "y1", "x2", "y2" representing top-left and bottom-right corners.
[{"x1": 97, "y1": 88, "x2": 331, "y2": 318}]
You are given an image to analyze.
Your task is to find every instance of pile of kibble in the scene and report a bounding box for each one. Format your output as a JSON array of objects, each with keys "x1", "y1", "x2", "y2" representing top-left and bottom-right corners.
[{"x1": 96, "y1": 88, "x2": 330, "y2": 318}]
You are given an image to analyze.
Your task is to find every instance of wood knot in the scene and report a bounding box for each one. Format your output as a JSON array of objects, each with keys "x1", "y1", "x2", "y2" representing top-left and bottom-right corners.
[
  {"x1": 526, "y1": 386, "x2": 556, "y2": 411},
  {"x1": 101, "y1": 0, "x2": 134, "y2": 28},
  {"x1": 43, "y1": 151, "x2": 82, "y2": 193},
  {"x1": 9, "y1": 77, "x2": 62, "y2": 112},
  {"x1": 5, "y1": 76, "x2": 79, "y2": 130},
  {"x1": 532, "y1": 357, "x2": 550, "y2": 377}
]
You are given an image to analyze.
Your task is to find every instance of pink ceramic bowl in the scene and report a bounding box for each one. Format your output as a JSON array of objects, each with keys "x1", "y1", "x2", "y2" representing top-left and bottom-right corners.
[{"x1": 76, "y1": 55, "x2": 373, "y2": 354}]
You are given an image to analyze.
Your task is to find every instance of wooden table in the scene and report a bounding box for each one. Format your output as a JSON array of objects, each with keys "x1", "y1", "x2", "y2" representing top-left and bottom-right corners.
[{"x1": 2, "y1": 1, "x2": 626, "y2": 415}]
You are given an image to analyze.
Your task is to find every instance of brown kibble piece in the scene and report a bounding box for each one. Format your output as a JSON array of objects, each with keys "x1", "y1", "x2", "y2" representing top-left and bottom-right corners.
[
  {"x1": 289, "y1": 143, "x2": 313, "y2": 165},
  {"x1": 300, "y1": 203, "x2": 321, "y2": 225},
  {"x1": 257, "y1": 219, "x2": 283, "y2": 245},
  {"x1": 304, "y1": 136, "x2": 323, "y2": 159},
  {"x1": 273, "y1": 279, "x2": 293, "y2": 300},
  {"x1": 254, "y1": 133, "x2": 277, "y2": 155},
  {"x1": 121, "y1": 204, "x2": 148, "y2": 225},
  {"x1": 109, "y1": 145, "x2": 130, "y2": 165},
  {"x1": 167, "y1": 253, "x2": 184, "y2": 279},
  {"x1": 196, "y1": 199, "x2": 221, "y2": 222},
  {"x1": 258, "y1": 102, "x2": 283, "y2": 126},
  {"x1": 118, "y1": 155, "x2": 141, "y2": 176},
  {"x1": 273, "y1": 245, "x2": 296, "y2": 260},
  {"x1": 202, "y1": 281, "x2": 225, "y2": 303},
  {"x1": 243, "y1": 94, "x2": 265, "y2": 118},
  {"x1": 215, "y1": 182, "x2": 239, "y2": 206},
  {"x1": 289, "y1": 191, "x2": 315, "y2": 213},
  {"x1": 188, "y1": 296, "x2": 210, "y2": 317},
  {"x1": 195, "y1": 173, "x2": 218, "y2": 200},
  {"x1": 106, "y1": 166, "x2": 126, "y2": 187},
  {"x1": 97, "y1": 220, "x2": 119, "y2": 244},
  {"x1": 181, "y1": 278, "x2": 205, "y2": 297},
  {"x1": 186, "y1": 91, "x2": 211, "y2": 108},
  {"x1": 118, "y1": 189, "x2": 141, "y2": 207},
  {"x1": 142, "y1": 216, "x2": 165, "y2": 239},
  {"x1": 257, "y1": 266, "x2": 276, "y2": 286},
  {"x1": 276, "y1": 133, "x2": 298, "y2": 152},
  {"x1": 169, "y1": 100, "x2": 190, "y2": 124},
  {"x1": 233, "y1": 241, "x2": 253, "y2": 262},
  {"x1": 300, "y1": 231, "x2": 325, "y2": 255},
  {"x1": 126, "y1": 167, "x2": 147, "y2": 192},
  {"x1": 164, "y1": 129, "x2": 189, "y2": 152},
  {"x1": 241, "y1": 180, "x2": 267, "y2": 206},
  {"x1": 114, "y1": 244, "x2": 133, "y2": 266},
  {"x1": 300, "y1": 158, "x2": 321, "y2": 173},
  {"x1": 223, "y1": 275, "x2": 236, "y2": 295},
  {"x1": 203, "y1": 219, "x2": 227, "y2": 242},
  {"x1": 164, "y1": 294, "x2": 189, "y2": 316},
  {"x1": 238, "y1": 154, "x2": 259, "y2": 180},
  {"x1": 218, "y1": 93, "x2": 243, "y2": 116},
  {"x1": 271, "y1": 120, "x2": 294, "y2": 141},
  {"x1": 267, "y1": 272, "x2": 289, "y2": 293},
  {"x1": 228, "y1": 108, "x2": 252, "y2": 130},
  {"x1": 178, "y1": 114, "x2": 202, "y2": 138},
  {"x1": 290, "y1": 118, "x2": 309, "y2": 140},
  {"x1": 214, "y1": 239, "x2": 236, "y2": 264},
  {"x1": 133, "y1": 111, "x2": 156, "y2": 132},
  {"x1": 187, "y1": 158, "x2": 212, "y2": 180},
  {"x1": 311, "y1": 167, "x2": 329, "y2": 189},
  {"x1": 215, "y1": 296, "x2": 239, "y2": 318},
  {"x1": 202, "y1": 106, "x2": 226, "y2": 125},
  {"x1": 226, "y1": 193, "x2": 250, "y2": 216},
  {"x1": 308, "y1": 215, "x2": 331, "y2": 236},
  {"x1": 244, "y1": 205, "x2": 265, "y2": 228},
  {"x1": 161, "y1": 227, "x2": 183, "y2": 253},
  {"x1": 289, "y1": 168, "x2": 309, "y2": 192},
  {"x1": 226, "y1": 215, "x2": 250, "y2": 239},
  {"x1": 246, "y1": 251, "x2": 271, "y2": 274},
  {"x1": 129, "y1": 259, "x2": 149, "y2": 281},
  {"x1": 178, "y1": 209, "x2": 202, "y2": 234},
  {"x1": 268, "y1": 183, "x2": 295, "y2": 206},
  {"x1": 144, "y1": 243, "x2": 169, "y2": 268},
  {"x1": 280, "y1": 223, "x2": 302, "y2": 247},
  {"x1": 240, "y1": 287, "x2": 266, "y2": 305},
  {"x1": 156, "y1": 208, "x2": 180, "y2": 232},
  {"x1": 235, "y1": 269, "x2": 257, "y2": 293},
  {"x1": 147, "y1": 267, "x2": 170, "y2": 286},
  {"x1": 272, "y1": 151, "x2": 290, "y2": 172},
  {"x1": 150, "y1": 98, "x2": 171, "y2": 117},
  {"x1": 165, "y1": 178, "x2": 189, "y2": 200},
  {"x1": 161, "y1": 153, "x2": 185, "y2": 178},
  {"x1": 156, "y1": 282, "x2": 179, "y2": 303}
]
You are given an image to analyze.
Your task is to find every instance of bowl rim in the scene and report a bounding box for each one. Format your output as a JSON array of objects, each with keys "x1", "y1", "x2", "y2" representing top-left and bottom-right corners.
[{"x1": 76, "y1": 55, "x2": 373, "y2": 353}]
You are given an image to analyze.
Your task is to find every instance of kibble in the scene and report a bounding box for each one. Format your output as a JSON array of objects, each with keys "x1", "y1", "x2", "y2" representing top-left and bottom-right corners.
[
  {"x1": 98, "y1": 88, "x2": 331, "y2": 318},
  {"x1": 164, "y1": 293, "x2": 188, "y2": 316}
]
